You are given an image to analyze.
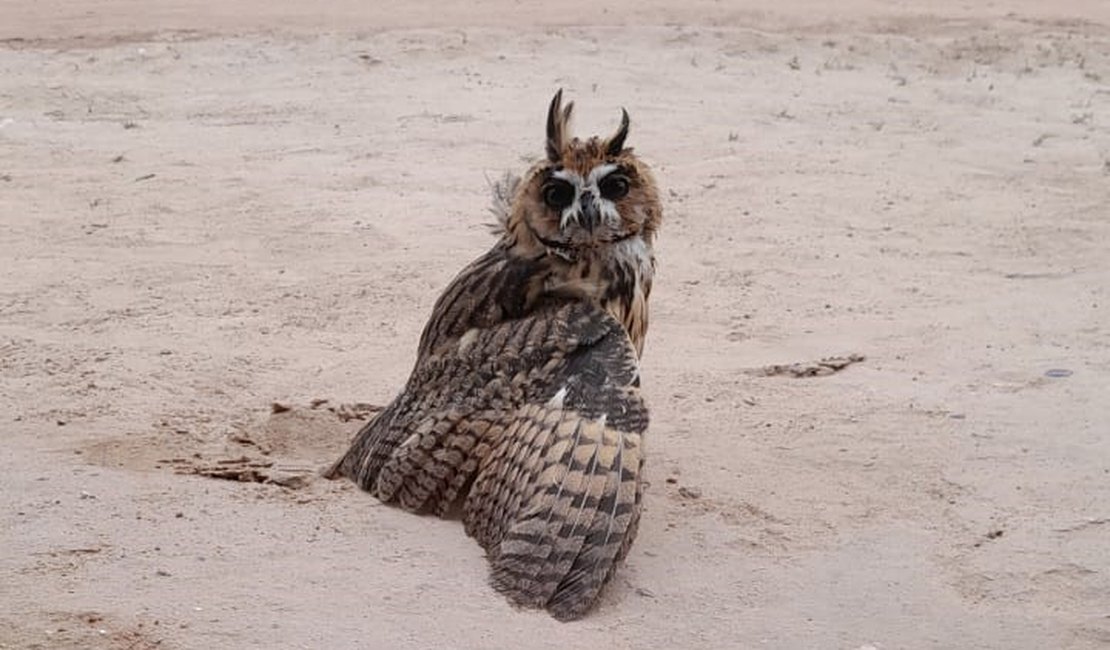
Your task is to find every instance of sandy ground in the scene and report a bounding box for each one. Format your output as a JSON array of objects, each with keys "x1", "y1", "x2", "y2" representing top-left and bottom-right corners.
[{"x1": 2, "y1": 2, "x2": 1109, "y2": 648}]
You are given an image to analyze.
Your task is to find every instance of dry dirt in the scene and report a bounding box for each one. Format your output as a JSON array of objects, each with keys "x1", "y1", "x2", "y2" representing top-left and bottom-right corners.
[{"x1": 2, "y1": 2, "x2": 1109, "y2": 648}]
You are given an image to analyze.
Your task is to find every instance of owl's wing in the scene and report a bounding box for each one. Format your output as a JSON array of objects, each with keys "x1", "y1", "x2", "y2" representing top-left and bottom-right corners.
[{"x1": 325, "y1": 301, "x2": 647, "y2": 620}]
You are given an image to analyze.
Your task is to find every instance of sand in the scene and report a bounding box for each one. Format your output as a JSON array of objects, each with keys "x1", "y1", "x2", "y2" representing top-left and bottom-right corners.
[{"x1": 2, "y1": 2, "x2": 1109, "y2": 648}]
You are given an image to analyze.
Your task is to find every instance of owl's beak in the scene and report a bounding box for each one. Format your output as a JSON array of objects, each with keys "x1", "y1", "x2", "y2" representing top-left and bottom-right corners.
[{"x1": 579, "y1": 190, "x2": 600, "y2": 232}]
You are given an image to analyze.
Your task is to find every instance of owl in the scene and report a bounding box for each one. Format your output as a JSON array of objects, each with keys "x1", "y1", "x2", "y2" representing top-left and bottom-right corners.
[{"x1": 326, "y1": 90, "x2": 663, "y2": 620}]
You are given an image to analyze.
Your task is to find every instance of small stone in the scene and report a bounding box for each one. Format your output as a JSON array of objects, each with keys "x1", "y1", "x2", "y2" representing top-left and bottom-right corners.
[{"x1": 678, "y1": 486, "x2": 702, "y2": 500}]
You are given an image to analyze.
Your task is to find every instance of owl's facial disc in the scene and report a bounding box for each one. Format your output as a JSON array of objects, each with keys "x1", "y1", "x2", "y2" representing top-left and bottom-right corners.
[{"x1": 541, "y1": 163, "x2": 630, "y2": 236}]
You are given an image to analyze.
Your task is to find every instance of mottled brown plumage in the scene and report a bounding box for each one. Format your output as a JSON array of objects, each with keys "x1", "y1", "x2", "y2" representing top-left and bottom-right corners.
[{"x1": 326, "y1": 90, "x2": 662, "y2": 620}]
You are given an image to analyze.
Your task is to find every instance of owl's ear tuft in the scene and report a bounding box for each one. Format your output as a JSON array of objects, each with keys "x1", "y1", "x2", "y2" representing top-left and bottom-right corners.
[
  {"x1": 546, "y1": 89, "x2": 574, "y2": 163},
  {"x1": 605, "y1": 108, "x2": 630, "y2": 157}
]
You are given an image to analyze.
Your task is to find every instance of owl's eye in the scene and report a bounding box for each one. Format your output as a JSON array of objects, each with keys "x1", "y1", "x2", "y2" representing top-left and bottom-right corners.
[
  {"x1": 599, "y1": 174, "x2": 630, "y2": 200},
  {"x1": 542, "y1": 180, "x2": 575, "y2": 210}
]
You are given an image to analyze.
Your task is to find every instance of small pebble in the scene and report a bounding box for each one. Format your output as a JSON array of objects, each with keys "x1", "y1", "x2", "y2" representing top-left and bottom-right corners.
[
  {"x1": 1044, "y1": 369, "x2": 1073, "y2": 378},
  {"x1": 678, "y1": 486, "x2": 703, "y2": 500}
]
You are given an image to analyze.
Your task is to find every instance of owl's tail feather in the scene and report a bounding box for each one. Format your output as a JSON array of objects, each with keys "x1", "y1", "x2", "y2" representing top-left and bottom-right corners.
[{"x1": 466, "y1": 405, "x2": 644, "y2": 621}]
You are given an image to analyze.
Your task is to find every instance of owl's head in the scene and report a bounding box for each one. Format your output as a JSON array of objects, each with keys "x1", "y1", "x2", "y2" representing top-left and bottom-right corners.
[{"x1": 506, "y1": 90, "x2": 661, "y2": 260}]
